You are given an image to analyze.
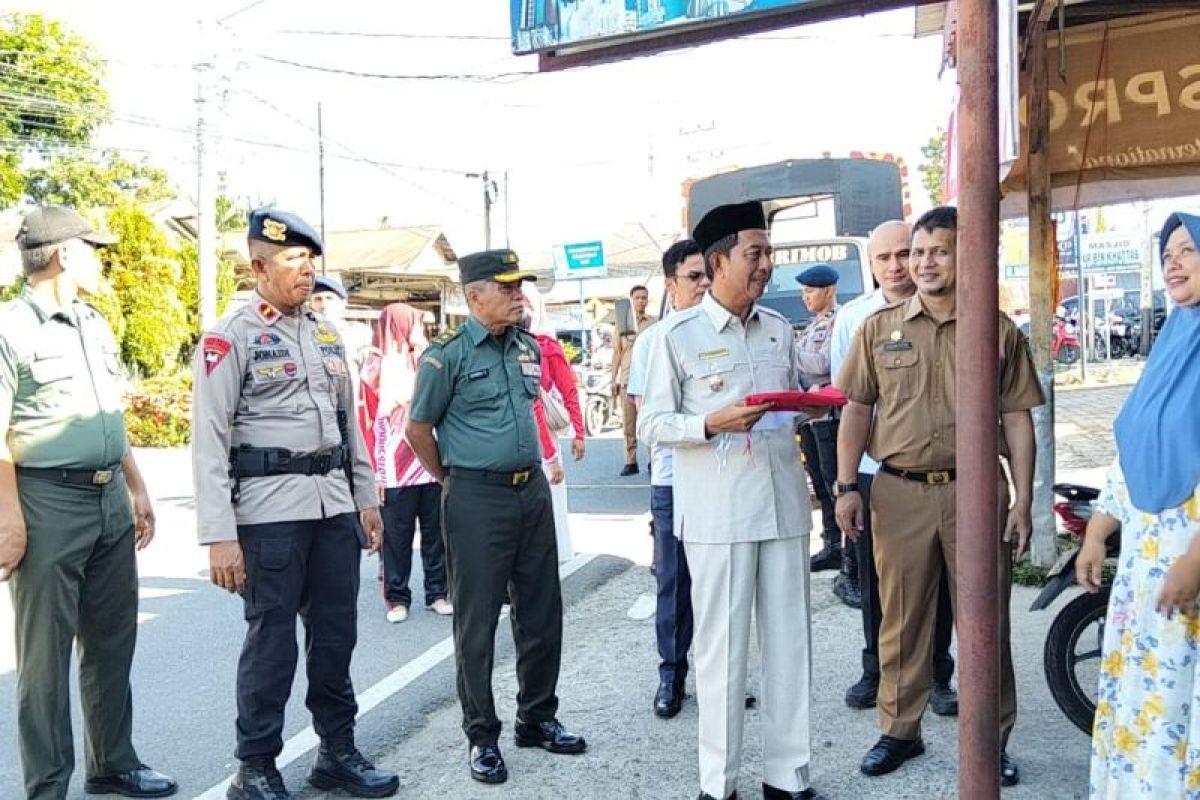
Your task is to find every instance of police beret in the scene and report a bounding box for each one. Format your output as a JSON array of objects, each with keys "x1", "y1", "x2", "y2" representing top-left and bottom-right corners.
[
  {"x1": 458, "y1": 249, "x2": 537, "y2": 285},
  {"x1": 248, "y1": 208, "x2": 323, "y2": 256},
  {"x1": 796, "y1": 264, "x2": 839, "y2": 287},
  {"x1": 312, "y1": 275, "x2": 347, "y2": 298},
  {"x1": 691, "y1": 201, "x2": 767, "y2": 254}
]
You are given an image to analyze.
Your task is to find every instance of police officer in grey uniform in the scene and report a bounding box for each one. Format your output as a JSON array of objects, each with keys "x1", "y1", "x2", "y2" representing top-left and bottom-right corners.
[
  {"x1": 795, "y1": 265, "x2": 848, "y2": 588},
  {"x1": 192, "y1": 209, "x2": 398, "y2": 800},
  {"x1": 0, "y1": 206, "x2": 177, "y2": 800},
  {"x1": 406, "y1": 250, "x2": 587, "y2": 786}
]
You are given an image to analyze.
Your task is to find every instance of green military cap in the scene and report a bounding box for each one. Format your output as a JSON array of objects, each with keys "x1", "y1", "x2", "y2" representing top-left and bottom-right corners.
[{"x1": 458, "y1": 249, "x2": 537, "y2": 285}]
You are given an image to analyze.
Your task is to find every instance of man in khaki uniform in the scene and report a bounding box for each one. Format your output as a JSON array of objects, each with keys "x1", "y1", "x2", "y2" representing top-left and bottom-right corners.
[
  {"x1": 835, "y1": 206, "x2": 1043, "y2": 785},
  {"x1": 611, "y1": 284, "x2": 656, "y2": 475},
  {"x1": 192, "y1": 208, "x2": 397, "y2": 800},
  {"x1": 0, "y1": 206, "x2": 176, "y2": 800}
]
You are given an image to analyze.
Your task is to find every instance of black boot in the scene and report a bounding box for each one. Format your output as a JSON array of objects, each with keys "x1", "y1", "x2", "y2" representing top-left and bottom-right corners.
[
  {"x1": 308, "y1": 738, "x2": 399, "y2": 798},
  {"x1": 227, "y1": 758, "x2": 290, "y2": 800},
  {"x1": 810, "y1": 541, "x2": 842, "y2": 572},
  {"x1": 833, "y1": 572, "x2": 862, "y2": 609}
]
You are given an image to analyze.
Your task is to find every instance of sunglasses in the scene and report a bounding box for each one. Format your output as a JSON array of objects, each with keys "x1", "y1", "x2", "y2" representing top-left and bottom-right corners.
[{"x1": 676, "y1": 271, "x2": 707, "y2": 283}]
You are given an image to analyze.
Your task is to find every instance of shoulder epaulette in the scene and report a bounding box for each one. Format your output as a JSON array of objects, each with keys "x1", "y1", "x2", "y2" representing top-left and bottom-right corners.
[{"x1": 430, "y1": 328, "x2": 461, "y2": 348}]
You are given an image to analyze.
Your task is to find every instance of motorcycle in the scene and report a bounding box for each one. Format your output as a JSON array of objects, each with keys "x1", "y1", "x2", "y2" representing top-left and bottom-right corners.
[
  {"x1": 582, "y1": 368, "x2": 621, "y2": 437},
  {"x1": 1092, "y1": 316, "x2": 1136, "y2": 360},
  {"x1": 1051, "y1": 317, "x2": 1081, "y2": 365},
  {"x1": 1031, "y1": 482, "x2": 1121, "y2": 735}
]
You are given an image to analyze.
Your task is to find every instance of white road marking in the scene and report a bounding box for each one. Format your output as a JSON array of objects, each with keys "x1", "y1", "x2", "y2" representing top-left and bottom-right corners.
[
  {"x1": 627, "y1": 593, "x2": 656, "y2": 620},
  {"x1": 193, "y1": 552, "x2": 597, "y2": 800}
]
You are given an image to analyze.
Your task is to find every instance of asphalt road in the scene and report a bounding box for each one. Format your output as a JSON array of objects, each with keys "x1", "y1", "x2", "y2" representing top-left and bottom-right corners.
[{"x1": 0, "y1": 436, "x2": 649, "y2": 800}]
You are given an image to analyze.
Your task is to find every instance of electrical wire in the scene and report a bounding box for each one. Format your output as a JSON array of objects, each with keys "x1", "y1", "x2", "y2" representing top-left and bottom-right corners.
[{"x1": 255, "y1": 54, "x2": 536, "y2": 82}]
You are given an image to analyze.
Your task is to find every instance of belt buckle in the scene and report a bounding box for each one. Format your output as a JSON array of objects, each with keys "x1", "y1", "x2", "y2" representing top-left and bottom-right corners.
[
  {"x1": 92, "y1": 469, "x2": 113, "y2": 485},
  {"x1": 512, "y1": 469, "x2": 530, "y2": 486},
  {"x1": 926, "y1": 470, "x2": 950, "y2": 485}
]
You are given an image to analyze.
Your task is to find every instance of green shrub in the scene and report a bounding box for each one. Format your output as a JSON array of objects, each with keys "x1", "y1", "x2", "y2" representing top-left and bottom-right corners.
[{"x1": 124, "y1": 372, "x2": 191, "y2": 447}]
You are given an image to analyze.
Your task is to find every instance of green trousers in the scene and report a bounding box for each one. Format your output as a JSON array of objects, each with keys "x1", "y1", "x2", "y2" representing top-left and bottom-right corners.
[{"x1": 9, "y1": 470, "x2": 141, "y2": 800}]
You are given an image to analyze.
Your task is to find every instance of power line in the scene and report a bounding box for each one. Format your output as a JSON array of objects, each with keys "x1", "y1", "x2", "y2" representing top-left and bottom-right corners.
[
  {"x1": 269, "y1": 29, "x2": 509, "y2": 41},
  {"x1": 255, "y1": 54, "x2": 535, "y2": 83}
]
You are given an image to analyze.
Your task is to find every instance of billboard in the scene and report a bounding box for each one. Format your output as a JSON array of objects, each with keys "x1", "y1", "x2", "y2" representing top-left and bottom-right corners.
[{"x1": 512, "y1": 0, "x2": 902, "y2": 59}]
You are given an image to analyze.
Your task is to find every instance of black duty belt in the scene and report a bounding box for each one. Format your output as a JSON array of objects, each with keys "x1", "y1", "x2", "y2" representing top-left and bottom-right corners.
[
  {"x1": 880, "y1": 463, "x2": 956, "y2": 485},
  {"x1": 231, "y1": 445, "x2": 349, "y2": 478},
  {"x1": 17, "y1": 464, "x2": 121, "y2": 486},
  {"x1": 449, "y1": 466, "x2": 538, "y2": 488}
]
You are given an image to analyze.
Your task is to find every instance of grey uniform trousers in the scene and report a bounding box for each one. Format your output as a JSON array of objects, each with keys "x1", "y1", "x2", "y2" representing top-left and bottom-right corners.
[{"x1": 10, "y1": 471, "x2": 141, "y2": 800}]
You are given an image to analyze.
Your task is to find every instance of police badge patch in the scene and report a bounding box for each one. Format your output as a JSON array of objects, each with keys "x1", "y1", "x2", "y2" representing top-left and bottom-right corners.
[{"x1": 202, "y1": 335, "x2": 231, "y2": 376}]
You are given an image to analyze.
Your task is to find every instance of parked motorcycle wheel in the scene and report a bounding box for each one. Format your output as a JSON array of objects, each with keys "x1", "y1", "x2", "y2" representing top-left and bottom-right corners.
[
  {"x1": 1056, "y1": 343, "x2": 1080, "y2": 365},
  {"x1": 585, "y1": 396, "x2": 608, "y2": 438},
  {"x1": 1044, "y1": 587, "x2": 1109, "y2": 735}
]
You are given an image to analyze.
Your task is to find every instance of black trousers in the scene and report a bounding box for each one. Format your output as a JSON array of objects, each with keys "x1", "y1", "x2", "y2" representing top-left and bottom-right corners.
[
  {"x1": 799, "y1": 418, "x2": 841, "y2": 551},
  {"x1": 856, "y1": 472, "x2": 955, "y2": 683},
  {"x1": 442, "y1": 469, "x2": 562, "y2": 746},
  {"x1": 381, "y1": 483, "x2": 447, "y2": 608},
  {"x1": 234, "y1": 513, "x2": 361, "y2": 760},
  {"x1": 650, "y1": 485, "x2": 693, "y2": 688}
]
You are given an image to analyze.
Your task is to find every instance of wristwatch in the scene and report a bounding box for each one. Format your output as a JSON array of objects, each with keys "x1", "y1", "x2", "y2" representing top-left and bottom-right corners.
[{"x1": 833, "y1": 480, "x2": 860, "y2": 497}]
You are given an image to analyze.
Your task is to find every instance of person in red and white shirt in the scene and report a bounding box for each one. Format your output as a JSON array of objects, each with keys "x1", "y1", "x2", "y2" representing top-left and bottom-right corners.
[
  {"x1": 358, "y1": 303, "x2": 452, "y2": 622},
  {"x1": 521, "y1": 283, "x2": 585, "y2": 561}
]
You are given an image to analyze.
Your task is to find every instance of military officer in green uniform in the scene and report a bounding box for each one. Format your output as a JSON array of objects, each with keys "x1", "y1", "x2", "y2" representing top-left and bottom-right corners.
[
  {"x1": 406, "y1": 249, "x2": 587, "y2": 786},
  {"x1": 0, "y1": 206, "x2": 177, "y2": 800}
]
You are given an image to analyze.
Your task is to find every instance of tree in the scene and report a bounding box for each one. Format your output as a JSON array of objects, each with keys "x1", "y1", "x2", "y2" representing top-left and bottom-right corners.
[
  {"x1": 100, "y1": 202, "x2": 188, "y2": 376},
  {"x1": 0, "y1": 12, "x2": 109, "y2": 207},
  {"x1": 918, "y1": 127, "x2": 947, "y2": 206},
  {"x1": 216, "y1": 193, "x2": 248, "y2": 233},
  {"x1": 25, "y1": 150, "x2": 172, "y2": 207},
  {"x1": 177, "y1": 241, "x2": 237, "y2": 357}
]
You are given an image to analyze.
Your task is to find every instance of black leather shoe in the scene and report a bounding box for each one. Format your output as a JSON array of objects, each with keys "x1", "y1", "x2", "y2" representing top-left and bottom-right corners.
[
  {"x1": 833, "y1": 573, "x2": 862, "y2": 608},
  {"x1": 85, "y1": 766, "x2": 178, "y2": 798},
  {"x1": 226, "y1": 759, "x2": 290, "y2": 800},
  {"x1": 764, "y1": 784, "x2": 824, "y2": 799},
  {"x1": 697, "y1": 793, "x2": 737, "y2": 800},
  {"x1": 844, "y1": 674, "x2": 878, "y2": 709},
  {"x1": 929, "y1": 682, "x2": 959, "y2": 717},
  {"x1": 620, "y1": 463, "x2": 639, "y2": 476},
  {"x1": 469, "y1": 745, "x2": 508, "y2": 784},
  {"x1": 861, "y1": 736, "x2": 926, "y2": 776},
  {"x1": 308, "y1": 738, "x2": 399, "y2": 797},
  {"x1": 654, "y1": 680, "x2": 684, "y2": 718},
  {"x1": 1000, "y1": 751, "x2": 1020, "y2": 787},
  {"x1": 514, "y1": 718, "x2": 587, "y2": 754},
  {"x1": 809, "y1": 544, "x2": 842, "y2": 572}
]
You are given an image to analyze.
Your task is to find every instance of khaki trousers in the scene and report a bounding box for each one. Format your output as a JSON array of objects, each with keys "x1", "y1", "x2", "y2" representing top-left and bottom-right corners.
[
  {"x1": 870, "y1": 470, "x2": 1016, "y2": 744},
  {"x1": 686, "y1": 536, "x2": 813, "y2": 799},
  {"x1": 619, "y1": 387, "x2": 638, "y2": 466}
]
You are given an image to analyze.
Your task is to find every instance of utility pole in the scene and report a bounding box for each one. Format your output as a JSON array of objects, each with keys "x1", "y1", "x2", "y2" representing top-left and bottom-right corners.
[
  {"x1": 503, "y1": 171, "x2": 511, "y2": 248},
  {"x1": 195, "y1": 17, "x2": 217, "y2": 331},
  {"x1": 466, "y1": 170, "x2": 497, "y2": 249},
  {"x1": 957, "y1": 0, "x2": 1001, "y2": 795},
  {"x1": 1025, "y1": 1, "x2": 1058, "y2": 570},
  {"x1": 317, "y1": 101, "x2": 327, "y2": 274},
  {"x1": 1138, "y1": 201, "x2": 1154, "y2": 354}
]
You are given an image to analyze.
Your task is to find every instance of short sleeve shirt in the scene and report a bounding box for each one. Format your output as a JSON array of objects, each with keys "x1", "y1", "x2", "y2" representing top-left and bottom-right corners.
[
  {"x1": 409, "y1": 316, "x2": 542, "y2": 471},
  {"x1": 837, "y1": 293, "x2": 1045, "y2": 470},
  {"x1": 0, "y1": 286, "x2": 127, "y2": 469}
]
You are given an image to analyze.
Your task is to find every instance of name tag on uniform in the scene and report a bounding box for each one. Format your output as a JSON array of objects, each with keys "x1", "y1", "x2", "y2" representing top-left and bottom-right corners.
[
  {"x1": 520, "y1": 362, "x2": 542, "y2": 378},
  {"x1": 698, "y1": 348, "x2": 729, "y2": 360},
  {"x1": 467, "y1": 368, "x2": 490, "y2": 381},
  {"x1": 883, "y1": 340, "x2": 913, "y2": 352}
]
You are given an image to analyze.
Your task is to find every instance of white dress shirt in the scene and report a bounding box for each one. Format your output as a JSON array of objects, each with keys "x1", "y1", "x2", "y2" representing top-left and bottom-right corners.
[
  {"x1": 829, "y1": 287, "x2": 890, "y2": 476},
  {"x1": 627, "y1": 320, "x2": 673, "y2": 487},
  {"x1": 638, "y1": 292, "x2": 812, "y2": 544}
]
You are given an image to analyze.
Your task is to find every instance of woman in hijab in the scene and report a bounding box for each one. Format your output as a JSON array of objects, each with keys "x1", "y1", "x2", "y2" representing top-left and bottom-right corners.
[
  {"x1": 359, "y1": 303, "x2": 452, "y2": 623},
  {"x1": 1077, "y1": 210, "x2": 1200, "y2": 798},
  {"x1": 520, "y1": 282, "x2": 585, "y2": 562}
]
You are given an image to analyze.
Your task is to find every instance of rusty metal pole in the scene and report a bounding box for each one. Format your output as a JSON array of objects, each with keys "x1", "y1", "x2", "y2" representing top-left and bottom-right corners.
[
  {"x1": 1026, "y1": 8, "x2": 1058, "y2": 569},
  {"x1": 957, "y1": 0, "x2": 1001, "y2": 797}
]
